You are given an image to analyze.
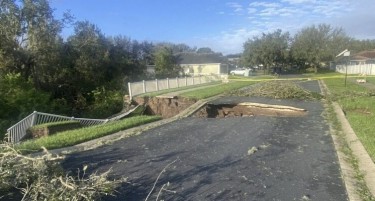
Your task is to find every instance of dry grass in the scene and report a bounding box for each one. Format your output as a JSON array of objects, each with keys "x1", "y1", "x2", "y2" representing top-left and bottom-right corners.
[
  {"x1": 229, "y1": 81, "x2": 322, "y2": 100},
  {"x1": 0, "y1": 143, "x2": 121, "y2": 200}
]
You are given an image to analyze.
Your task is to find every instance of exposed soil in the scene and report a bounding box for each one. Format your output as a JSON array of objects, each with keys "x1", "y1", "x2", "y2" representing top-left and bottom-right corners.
[
  {"x1": 133, "y1": 96, "x2": 197, "y2": 118},
  {"x1": 134, "y1": 96, "x2": 308, "y2": 119},
  {"x1": 131, "y1": 80, "x2": 321, "y2": 119},
  {"x1": 194, "y1": 102, "x2": 307, "y2": 118}
]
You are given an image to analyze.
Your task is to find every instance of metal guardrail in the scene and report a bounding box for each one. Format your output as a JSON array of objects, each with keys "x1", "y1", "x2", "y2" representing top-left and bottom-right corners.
[{"x1": 6, "y1": 106, "x2": 140, "y2": 143}]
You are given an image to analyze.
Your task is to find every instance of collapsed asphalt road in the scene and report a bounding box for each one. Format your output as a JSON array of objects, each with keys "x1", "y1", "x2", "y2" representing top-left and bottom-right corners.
[{"x1": 62, "y1": 81, "x2": 348, "y2": 201}]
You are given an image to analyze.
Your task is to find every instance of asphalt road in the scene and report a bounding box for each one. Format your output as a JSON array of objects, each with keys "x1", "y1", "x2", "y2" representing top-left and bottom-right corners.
[{"x1": 62, "y1": 81, "x2": 348, "y2": 201}]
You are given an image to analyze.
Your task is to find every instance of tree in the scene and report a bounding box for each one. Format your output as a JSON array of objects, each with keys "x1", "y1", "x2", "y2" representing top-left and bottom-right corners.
[
  {"x1": 0, "y1": 0, "x2": 69, "y2": 88},
  {"x1": 348, "y1": 39, "x2": 375, "y2": 53},
  {"x1": 242, "y1": 29, "x2": 290, "y2": 73},
  {"x1": 290, "y1": 24, "x2": 350, "y2": 72},
  {"x1": 197, "y1": 47, "x2": 214, "y2": 54},
  {"x1": 154, "y1": 46, "x2": 181, "y2": 78},
  {"x1": 107, "y1": 36, "x2": 150, "y2": 83}
]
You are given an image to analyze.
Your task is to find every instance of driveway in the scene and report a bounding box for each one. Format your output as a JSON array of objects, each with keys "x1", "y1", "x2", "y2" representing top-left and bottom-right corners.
[{"x1": 62, "y1": 81, "x2": 348, "y2": 201}]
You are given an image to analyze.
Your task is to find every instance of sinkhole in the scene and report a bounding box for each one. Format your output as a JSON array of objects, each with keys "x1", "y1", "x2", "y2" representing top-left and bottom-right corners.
[{"x1": 193, "y1": 102, "x2": 307, "y2": 118}]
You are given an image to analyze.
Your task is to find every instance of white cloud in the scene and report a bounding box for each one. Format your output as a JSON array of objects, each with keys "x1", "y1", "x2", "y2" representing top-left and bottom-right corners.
[
  {"x1": 249, "y1": 2, "x2": 281, "y2": 8},
  {"x1": 331, "y1": 1, "x2": 375, "y2": 39},
  {"x1": 193, "y1": 28, "x2": 262, "y2": 54},
  {"x1": 226, "y1": 2, "x2": 244, "y2": 13},
  {"x1": 311, "y1": 1, "x2": 350, "y2": 18},
  {"x1": 281, "y1": 0, "x2": 316, "y2": 4},
  {"x1": 247, "y1": 8, "x2": 257, "y2": 14},
  {"x1": 206, "y1": 0, "x2": 375, "y2": 54}
]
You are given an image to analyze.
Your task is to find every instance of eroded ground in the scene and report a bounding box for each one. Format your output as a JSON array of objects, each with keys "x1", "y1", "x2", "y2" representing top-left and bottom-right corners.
[{"x1": 63, "y1": 84, "x2": 348, "y2": 200}]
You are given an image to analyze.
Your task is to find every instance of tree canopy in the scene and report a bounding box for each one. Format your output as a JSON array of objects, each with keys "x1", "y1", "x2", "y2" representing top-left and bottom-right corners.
[
  {"x1": 241, "y1": 24, "x2": 375, "y2": 73},
  {"x1": 154, "y1": 46, "x2": 181, "y2": 78},
  {"x1": 242, "y1": 29, "x2": 290, "y2": 71}
]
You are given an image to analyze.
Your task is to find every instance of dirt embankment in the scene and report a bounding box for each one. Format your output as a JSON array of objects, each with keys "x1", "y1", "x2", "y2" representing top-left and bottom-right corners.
[
  {"x1": 133, "y1": 97, "x2": 197, "y2": 118},
  {"x1": 133, "y1": 96, "x2": 307, "y2": 119}
]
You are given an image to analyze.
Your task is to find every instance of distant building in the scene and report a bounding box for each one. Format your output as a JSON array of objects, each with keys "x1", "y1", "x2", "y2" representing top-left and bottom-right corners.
[
  {"x1": 349, "y1": 50, "x2": 375, "y2": 65},
  {"x1": 146, "y1": 65, "x2": 156, "y2": 74},
  {"x1": 334, "y1": 49, "x2": 375, "y2": 75},
  {"x1": 177, "y1": 53, "x2": 229, "y2": 75}
]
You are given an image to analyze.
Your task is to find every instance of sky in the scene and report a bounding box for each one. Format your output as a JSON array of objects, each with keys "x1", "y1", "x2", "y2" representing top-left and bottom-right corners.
[{"x1": 50, "y1": 0, "x2": 375, "y2": 55}]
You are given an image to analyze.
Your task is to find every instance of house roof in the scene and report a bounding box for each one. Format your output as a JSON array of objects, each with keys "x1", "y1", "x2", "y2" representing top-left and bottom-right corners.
[
  {"x1": 354, "y1": 50, "x2": 375, "y2": 59},
  {"x1": 351, "y1": 55, "x2": 370, "y2": 60},
  {"x1": 177, "y1": 53, "x2": 227, "y2": 64}
]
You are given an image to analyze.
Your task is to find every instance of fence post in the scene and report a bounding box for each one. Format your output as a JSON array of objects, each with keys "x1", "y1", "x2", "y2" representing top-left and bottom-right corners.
[
  {"x1": 128, "y1": 82, "x2": 133, "y2": 100},
  {"x1": 143, "y1": 80, "x2": 146, "y2": 93},
  {"x1": 167, "y1": 78, "x2": 170, "y2": 89},
  {"x1": 176, "y1": 77, "x2": 179, "y2": 88},
  {"x1": 199, "y1": 75, "x2": 201, "y2": 84},
  {"x1": 192, "y1": 76, "x2": 195, "y2": 85},
  {"x1": 156, "y1": 79, "x2": 159, "y2": 91},
  {"x1": 30, "y1": 111, "x2": 37, "y2": 126},
  {"x1": 185, "y1": 76, "x2": 187, "y2": 86}
]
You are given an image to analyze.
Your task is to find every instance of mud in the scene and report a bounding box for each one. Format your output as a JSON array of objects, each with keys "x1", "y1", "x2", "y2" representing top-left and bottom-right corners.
[
  {"x1": 194, "y1": 102, "x2": 307, "y2": 118},
  {"x1": 133, "y1": 96, "x2": 197, "y2": 118}
]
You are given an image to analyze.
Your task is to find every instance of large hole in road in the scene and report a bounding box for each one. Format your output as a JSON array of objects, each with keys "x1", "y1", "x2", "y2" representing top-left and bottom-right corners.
[{"x1": 193, "y1": 102, "x2": 307, "y2": 118}]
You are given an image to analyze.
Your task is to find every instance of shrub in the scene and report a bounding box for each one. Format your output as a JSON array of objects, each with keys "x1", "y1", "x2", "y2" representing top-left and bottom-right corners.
[{"x1": 84, "y1": 87, "x2": 123, "y2": 118}]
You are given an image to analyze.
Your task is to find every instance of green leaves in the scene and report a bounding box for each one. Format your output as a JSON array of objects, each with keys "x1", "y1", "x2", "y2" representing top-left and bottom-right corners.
[
  {"x1": 242, "y1": 29, "x2": 290, "y2": 72},
  {"x1": 242, "y1": 24, "x2": 360, "y2": 73},
  {"x1": 154, "y1": 46, "x2": 181, "y2": 79},
  {"x1": 290, "y1": 24, "x2": 351, "y2": 72}
]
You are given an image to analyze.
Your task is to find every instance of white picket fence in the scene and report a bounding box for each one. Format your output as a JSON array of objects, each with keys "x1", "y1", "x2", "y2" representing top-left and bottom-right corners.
[
  {"x1": 336, "y1": 64, "x2": 375, "y2": 75},
  {"x1": 6, "y1": 106, "x2": 140, "y2": 143},
  {"x1": 127, "y1": 75, "x2": 219, "y2": 99}
]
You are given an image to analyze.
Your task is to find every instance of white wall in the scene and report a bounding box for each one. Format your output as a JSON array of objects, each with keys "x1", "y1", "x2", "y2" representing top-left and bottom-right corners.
[{"x1": 336, "y1": 64, "x2": 375, "y2": 75}]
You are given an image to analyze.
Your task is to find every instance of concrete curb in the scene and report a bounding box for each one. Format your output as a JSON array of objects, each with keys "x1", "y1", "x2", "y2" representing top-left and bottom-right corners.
[
  {"x1": 333, "y1": 102, "x2": 375, "y2": 197},
  {"x1": 319, "y1": 79, "x2": 375, "y2": 200}
]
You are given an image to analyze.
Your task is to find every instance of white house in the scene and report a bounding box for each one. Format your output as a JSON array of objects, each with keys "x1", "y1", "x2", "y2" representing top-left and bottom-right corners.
[{"x1": 177, "y1": 53, "x2": 228, "y2": 75}]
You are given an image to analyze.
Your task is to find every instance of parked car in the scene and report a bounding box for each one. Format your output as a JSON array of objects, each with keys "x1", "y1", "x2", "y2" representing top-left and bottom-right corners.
[{"x1": 230, "y1": 68, "x2": 252, "y2": 76}]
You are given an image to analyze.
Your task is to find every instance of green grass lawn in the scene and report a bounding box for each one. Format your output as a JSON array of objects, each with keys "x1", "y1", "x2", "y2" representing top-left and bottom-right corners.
[
  {"x1": 17, "y1": 115, "x2": 161, "y2": 152},
  {"x1": 179, "y1": 81, "x2": 257, "y2": 99},
  {"x1": 364, "y1": 77, "x2": 375, "y2": 84},
  {"x1": 324, "y1": 78, "x2": 375, "y2": 162},
  {"x1": 303, "y1": 72, "x2": 343, "y2": 78}
]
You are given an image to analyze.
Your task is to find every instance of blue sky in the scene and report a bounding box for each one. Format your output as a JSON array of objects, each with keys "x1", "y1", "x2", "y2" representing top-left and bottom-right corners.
[{"x1": 50, "y1": 0, "x2": 375, "y2": 55}]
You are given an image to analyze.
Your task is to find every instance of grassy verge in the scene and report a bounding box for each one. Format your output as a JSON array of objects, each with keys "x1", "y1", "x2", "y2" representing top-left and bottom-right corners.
[
  {"x1": 179, "y1": 81, "x2": 257, "y2": 99},
  {"x1": 303, "y1": 72, "x2": 343, "y2": 78},
  {"x1": 321, "y1": 78, "x2": 374, "y2": 200},
  {"x1": 323, "y1": 99, "x2": 375, "y2": 200},
  {"x1": 324, "y1": 78, "x2": 375, "y2": 162},
  {"x1": 365, "y1": 77, "x2": 375, "y2": 84},
  {"x1": 17, "y1": 115, "x2": 161, "y2": 152}
]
